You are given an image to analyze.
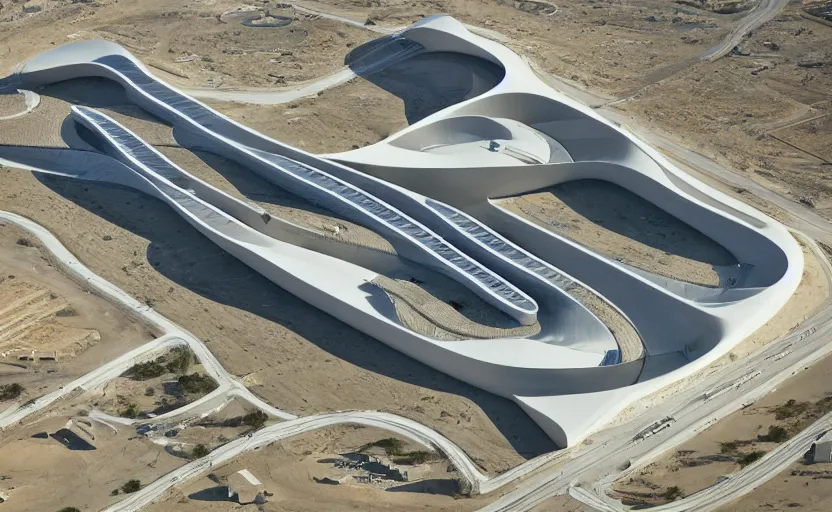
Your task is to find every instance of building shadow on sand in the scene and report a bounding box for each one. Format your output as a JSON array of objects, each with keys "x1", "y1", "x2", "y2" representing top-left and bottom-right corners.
[{"x1": 344, "y1": 34, "x2": 505, "y2": 125}]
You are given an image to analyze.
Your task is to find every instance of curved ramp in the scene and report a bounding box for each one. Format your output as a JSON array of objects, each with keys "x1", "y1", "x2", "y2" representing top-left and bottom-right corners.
[
  {"x1": 327, "y1": 15, "x2": 804, "y2": 445},
  {"x1": 24, "y1": 48, "x2": 539, "y2": 326}
]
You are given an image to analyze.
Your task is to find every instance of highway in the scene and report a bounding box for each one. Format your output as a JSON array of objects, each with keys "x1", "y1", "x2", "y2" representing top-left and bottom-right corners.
[
  {"x1": 0, "y1": 207, "x2": 599, "y2": 504},
  {"x1": 0, "y1": 209, "x2": 502, "y2": 500},
  {"x1": 4, "y1": 171, "x2": 829, "y2": 512},
  {"x1": 479, "y1": 233, "x2": 832, "y2": 512}
]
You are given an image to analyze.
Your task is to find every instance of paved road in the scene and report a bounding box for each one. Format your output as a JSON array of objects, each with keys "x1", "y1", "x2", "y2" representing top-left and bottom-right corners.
[
  {"x1": 182, "y1": 66, "x2": 358, "y2": 104},
  {"x1": 479, "y1": 233, "x2": 832, "y2": 511},
  {"x1": 701, "y1": 0, "x2": 791, "y2": 62},
  {"x1": 571, "y1": 409, "x2": 832, "y2": 512},
  {"x1": 3, "y1": 6, "x2": 827, "y2": 510},
  {"x1": 0, "y1": 209, "x2": 516, "y2": 503}
]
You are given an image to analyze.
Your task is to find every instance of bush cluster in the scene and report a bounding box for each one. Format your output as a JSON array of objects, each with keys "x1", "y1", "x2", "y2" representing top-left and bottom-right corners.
[
  {"x1": 662, "y1": 486, "x2": 684, "y2": 501},
  {"x1": 191, "y1": 443, "x2": 210, "y2": 459},
  {"x1": 0, "y1": 383, "x2": 24, "y2": 401},
  {"x1": 242, "y1": 410, "x2": 268, "y2": 429},
  {"x1": 125, "y1": 348, "x2": 193, "y2": 381},
  {"x1": 738, "y1": 451, "x2": 766, "y2": 468},
  {"x1": 177, "y1": 373, "x2": 217, "y2": 394},
  {"x1": 362, "y1": 438, "x2": 440, "y2": 464}
]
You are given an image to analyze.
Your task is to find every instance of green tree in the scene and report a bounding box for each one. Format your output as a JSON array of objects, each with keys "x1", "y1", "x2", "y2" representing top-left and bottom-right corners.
[
  {"x1": 662, "y1": 486, "x2": 684, "y2": 501},
  {"x1": 121, "y1": 479, "x2": 141, "y2": 494},
  {"x1": 242, "y1": 410, "x2": 268, "y2": 429},
  {"x1": 765, "y1": 425, "x2": 789, "y2": 443},
  {"x1": 191, "y1": 444, "x2": 210, "y2": 459},
  {"x1": 0, "y1": 383, "x2": 24, "y2": 401},
  {"x1": 738, "y1": 451, "x2": 766, "y2": 468},
  {"x1": 177, "y1": 373, "x2": 217, "y2": 394}
]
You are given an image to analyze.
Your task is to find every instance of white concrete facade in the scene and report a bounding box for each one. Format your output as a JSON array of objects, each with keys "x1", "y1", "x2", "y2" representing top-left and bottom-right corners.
[
  {"x1": 813, "y1": 431, "x2": 832, "y2": 463},
  {"x1": 2, "y1": 15, "x2": 802, "y2": 447}
]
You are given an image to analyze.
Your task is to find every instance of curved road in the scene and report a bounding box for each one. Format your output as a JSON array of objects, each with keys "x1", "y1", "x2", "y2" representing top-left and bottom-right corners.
[
  {"x1": 0, "y1": 208, "x2": 528, "y2": 504},
  {"x1": 701, "y1": 0, "x2": 791, "y2": 62},
  {"x1": 1, "y1": 5, "x2": 825, "y2": 510}
]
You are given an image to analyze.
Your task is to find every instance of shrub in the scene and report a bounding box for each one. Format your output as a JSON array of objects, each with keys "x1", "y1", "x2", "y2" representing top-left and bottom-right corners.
[
  {"x1": 0, "y1": 383, "x2": 24, "y2": 401},
  {"x1": 365, "y1": 438, "x2": 404, "y2": 456},
  {"x1": 774, "y1": 399, "x2": 810, "y2": 420},
  {"x1": 58, "y1": 508, "x2": 82, "y2": 512},
  {"x1": 165, "y1": 347, "x2": 192, "y2": 375},
  {"x1": 125, "y1": 361, "x2": 166, "y2": 381},
  {"x1": 16, "y1": 237, "x2": 33, "y2": 247},
  {"x1": 662, "y1": 486, "x2": 684, "y2": 501},
  {"x1": 119, "y1": 404, "x2": 139, "y2": 419},
  {"x1": 738, "y1": 451, "x2": 766, "y2": 468},
  {"x1": 396, "y1": 450, "x2": 436, "y2": 464},
  {"x1": 144, "y1": 387, "x2": 155, "y2": 397},
  {"x1": 177, "y1": 373, "x2": 217, "y2": 394},
  {"x1": 719, "y1": 441, "x2": 738, "y2": 453},
  {"x1": 191, "y1": 443, "x2": 210, "y2": 459},
  {"x1": 764, "y1": 425, "x2": 790, "y2": 443},
  {"x1": 242, "y1": 410, "x2": 268, "y2": 429},
  {"x1": 121, "y1": 479, "x2": 142, "y2": 494}
]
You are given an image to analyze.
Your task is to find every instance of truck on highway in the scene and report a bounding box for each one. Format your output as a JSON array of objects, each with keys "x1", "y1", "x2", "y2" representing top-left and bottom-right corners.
[{"x1": 633, "y1": 416, "x2": 676, "y2": 441}]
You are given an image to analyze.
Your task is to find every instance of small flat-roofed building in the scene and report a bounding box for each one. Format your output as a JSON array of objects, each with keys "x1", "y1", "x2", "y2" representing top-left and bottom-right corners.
[
  {"x1": 227, "y1": 469, "x2": 266, "y2": 505},
  {"x1": 813, "y1": 431, "x2": 832, "y2": 463}
]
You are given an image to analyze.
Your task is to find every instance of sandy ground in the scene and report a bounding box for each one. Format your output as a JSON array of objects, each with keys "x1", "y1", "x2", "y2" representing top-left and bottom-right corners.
[
  {"x1": 95, "y1": 361, "x2": 216, "y2": 419},
  {"x1": 614, "y1": 4, "x2": 832, "y2": 220},
  {"x1": 0, "y1": 0, "x2": 374, "y2": 88},
  {"x1": 203, "y1": 76, "x2": 409, "y2": 153},
  {"x1": 297, "y1": 0, "x2": 734, "y2": 94},
  {"x1": 716, "y1": 459, "x2": 832, "y2": 511},
  {"x1": 776, "y1": 113, "x2": 832, "y2": 162},
  {"x1": 613, "y1": 342, "x2": 832, "y2": 503},
  {"x1": 529, "y1": 495, "x2": 595, "y2": 512},
  {"x1": 0, "y1": 93, "x2": 25, "y2": 117},
  {"x1": 0, "y1": 412, "x2": 185, "y2": 511},
  {"x1": 0, "y1": 221, "x2": 154, "y2": 411},
  {"x1": 0, "y1": 93, "x2": 73, "y2": 148},
  {"x1": 144, "y1": 425, "x2": 472, "y2": 511},
  {"x1": 497, "y1": 179, "x2": 738, "y2": 287},
  {"x1": 0, "y1": 168, "x2": 556, "y2": 473},
  {"x1": 170, "y1": 399, "x2": 261, "y2": 454}
]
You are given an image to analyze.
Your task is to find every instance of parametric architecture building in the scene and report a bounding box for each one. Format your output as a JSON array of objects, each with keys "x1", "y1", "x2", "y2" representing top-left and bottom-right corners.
[{"x1": 0, "y1": 15, "x2": 803, "y2": 447}]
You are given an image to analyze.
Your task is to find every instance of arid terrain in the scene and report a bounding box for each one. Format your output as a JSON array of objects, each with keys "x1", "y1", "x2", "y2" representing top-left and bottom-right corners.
[
  {"x1": 613, "y1": 348, "x2": 832, "y2": 507},
  {"x1": 0, "y1": 0, "x2": 830, "y2": 510},
  {"x1": 144, "y1": 425, "x2": 471, "y2": 511},
  {"x1": 497, "y1": 179, "x2": 738, "y2": 287},
  {"x1": 0, "y1": 411, "x2": 186, "y2": 511},
  {"x1": 0, "y1": 221, "x2": 154, "y2": 409}
]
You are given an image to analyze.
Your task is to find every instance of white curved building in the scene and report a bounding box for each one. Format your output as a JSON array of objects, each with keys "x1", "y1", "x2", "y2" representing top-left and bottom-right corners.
[{"x1": 3, "y1": 14, "x2": 802, "y2": 447}]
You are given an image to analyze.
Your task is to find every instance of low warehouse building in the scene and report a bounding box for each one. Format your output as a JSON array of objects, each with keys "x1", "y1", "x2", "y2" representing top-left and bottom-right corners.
[
  {"x1": 227, "y1": 469, "x2": 266, "y2": 505},
  {"x1": 813, "y1": 431, "x2": 832, "y2": 463}
]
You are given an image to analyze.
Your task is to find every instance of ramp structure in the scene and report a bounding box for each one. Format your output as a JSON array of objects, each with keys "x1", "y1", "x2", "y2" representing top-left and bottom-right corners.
[{"x1": 5, "y1": 15, "x2": 802, "y2": 446}]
